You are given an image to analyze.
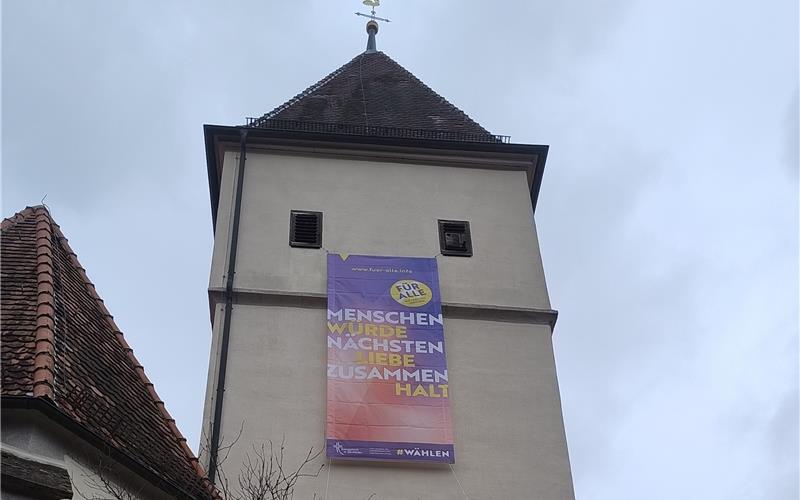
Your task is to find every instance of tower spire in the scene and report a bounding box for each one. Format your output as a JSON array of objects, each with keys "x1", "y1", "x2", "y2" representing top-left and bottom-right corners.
[
  {"x1": 356, "y1": 0, "x2": 390, "y2": 53},
  {"x1": 366, "y1": 20, "x2": 378, "y2": 53}
]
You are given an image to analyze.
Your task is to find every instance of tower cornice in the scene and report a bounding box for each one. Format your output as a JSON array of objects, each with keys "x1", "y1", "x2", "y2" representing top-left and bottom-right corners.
[{"x1": 203, "y1": 124, "x2": 548, "y2": 233}]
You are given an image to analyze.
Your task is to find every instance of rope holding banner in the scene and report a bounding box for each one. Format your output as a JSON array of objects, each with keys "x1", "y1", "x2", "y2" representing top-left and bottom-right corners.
[
  {"x1": 323, "y1": 458, "x2": 332, "y2": 500},
  {"x1": 449, "y1": 463, "x2": 470, "y2": 500}
]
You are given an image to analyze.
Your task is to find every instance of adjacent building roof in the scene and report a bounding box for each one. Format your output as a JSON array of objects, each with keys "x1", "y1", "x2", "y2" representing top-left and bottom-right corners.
[
  {"x1": 1, "y1": 206, "x2": 212, "y2": 499},
  {"x1": 248, "y1": 50, "x2": 502, "y2": 143}
]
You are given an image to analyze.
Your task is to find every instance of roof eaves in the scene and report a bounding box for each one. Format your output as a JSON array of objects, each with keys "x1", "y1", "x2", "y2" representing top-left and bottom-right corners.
[{"x1": 1, "y1": 395, "x2": 201, "y2": 500}]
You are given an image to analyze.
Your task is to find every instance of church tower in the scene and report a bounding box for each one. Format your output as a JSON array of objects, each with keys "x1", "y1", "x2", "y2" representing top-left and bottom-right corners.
[{"x1": 201, "y1": 17, "x2": 574, "y2": 500}]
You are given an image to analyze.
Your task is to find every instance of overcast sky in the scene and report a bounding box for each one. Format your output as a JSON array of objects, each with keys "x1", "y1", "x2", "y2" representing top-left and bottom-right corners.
[{"x1": 2, "y1": 1, "x2": 798, "y2": 499}]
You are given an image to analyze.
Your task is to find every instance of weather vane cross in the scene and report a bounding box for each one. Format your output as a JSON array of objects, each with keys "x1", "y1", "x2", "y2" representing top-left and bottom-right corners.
[{"x1": 356, "y1": 0, "x2": 390, "y2": 23}]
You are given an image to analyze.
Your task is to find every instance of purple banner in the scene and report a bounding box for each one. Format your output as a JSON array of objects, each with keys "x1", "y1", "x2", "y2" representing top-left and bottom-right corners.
[{"x1": 326, "y1": 254, "x2": 454, "y2": 463}]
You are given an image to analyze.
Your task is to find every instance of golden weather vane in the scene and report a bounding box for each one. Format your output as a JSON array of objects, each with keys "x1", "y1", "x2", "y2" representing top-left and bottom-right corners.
[{"x1": 356, "y1": 0, "x2": 390, "y2": 23}]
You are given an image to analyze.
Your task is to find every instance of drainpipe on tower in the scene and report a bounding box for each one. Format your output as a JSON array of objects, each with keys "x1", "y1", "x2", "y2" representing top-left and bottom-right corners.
[{"x1": 208, "y1": 128, "x2": 247, "y2": 483}]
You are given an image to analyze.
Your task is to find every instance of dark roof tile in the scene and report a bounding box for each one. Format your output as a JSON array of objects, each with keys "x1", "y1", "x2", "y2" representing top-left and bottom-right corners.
[{"x1": 254, "y1": 51, "x2": 492, "y2": 136}]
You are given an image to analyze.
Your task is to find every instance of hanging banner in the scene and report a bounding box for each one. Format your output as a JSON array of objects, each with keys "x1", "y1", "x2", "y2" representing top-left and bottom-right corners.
[{"x1": 325, "y1": 254, "x2": 454, "y2": 463}]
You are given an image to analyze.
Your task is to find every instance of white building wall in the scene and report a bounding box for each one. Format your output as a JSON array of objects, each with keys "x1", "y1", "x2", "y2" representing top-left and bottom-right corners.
[
  {"x1": 1, "y1": 410, "x2": 177, "y2": 500},
  {"x1": 203, "y1": 149, "x2": 574, "y2": 499}
]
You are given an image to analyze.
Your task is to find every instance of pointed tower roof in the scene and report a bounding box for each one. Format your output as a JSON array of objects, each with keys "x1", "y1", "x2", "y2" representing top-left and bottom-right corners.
[
  {"x1": 1, "y1": 206, "x2": 213, "y2": 499},
  {"x1": 205, "y1": 28, "x2": 549, "y2": 229},
  {"x1": 250, "y1": 50, "x2": 495, "y2": 140}
]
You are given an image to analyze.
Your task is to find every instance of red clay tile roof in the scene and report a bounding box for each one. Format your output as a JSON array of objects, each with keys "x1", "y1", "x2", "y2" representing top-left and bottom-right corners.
[
  {"x1": 253, "y1": 51, "x2": 492, "y2": 136},
  {"x1": 1, "y1": 206, "x2": 213, "y2": 499}
]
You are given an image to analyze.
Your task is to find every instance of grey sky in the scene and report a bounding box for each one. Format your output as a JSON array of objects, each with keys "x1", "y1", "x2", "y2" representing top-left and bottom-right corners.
[{"x1": 2, "y1": 1, "x2": 798, "y2": 499}]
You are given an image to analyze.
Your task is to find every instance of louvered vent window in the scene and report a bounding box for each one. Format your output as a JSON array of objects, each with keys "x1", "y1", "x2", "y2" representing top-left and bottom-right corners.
[
  {"x1": 438, "y1": 220, "x2": 472, "y2": 257},
  {"x1": 290, "y1": 210, "x2": 322, "y2": 248}
]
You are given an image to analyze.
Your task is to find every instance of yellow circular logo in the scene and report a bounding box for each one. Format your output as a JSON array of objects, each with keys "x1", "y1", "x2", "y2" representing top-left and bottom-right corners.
[{"x1": 390, "y1": 279, "x2": 433, "y2": 307}]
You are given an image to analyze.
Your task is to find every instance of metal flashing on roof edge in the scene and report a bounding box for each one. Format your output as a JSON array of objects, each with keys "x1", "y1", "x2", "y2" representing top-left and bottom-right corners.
[{"x1": 244, "y1": 118, "x2": 511, "y2": 144}]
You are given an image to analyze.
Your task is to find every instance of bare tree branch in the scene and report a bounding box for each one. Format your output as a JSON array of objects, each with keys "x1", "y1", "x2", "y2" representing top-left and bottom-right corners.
[
  {"x1": 70, "y1": 454, "x2": 146, "y2": 500},
  {"x1": 200, "y1": 425, "x2": 324, "y2": 500},
  {"x1": 78, "y1": 421, "x2": 334, "y2": 500}
]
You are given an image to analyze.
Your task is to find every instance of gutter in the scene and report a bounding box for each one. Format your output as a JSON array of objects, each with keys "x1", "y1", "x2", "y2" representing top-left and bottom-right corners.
[
  {"x1": 528, "y1": 145, "x2": 549, "y2": 212},
  {"x1": 207, "y1": 128, "x2": 248, "y2": 483}
]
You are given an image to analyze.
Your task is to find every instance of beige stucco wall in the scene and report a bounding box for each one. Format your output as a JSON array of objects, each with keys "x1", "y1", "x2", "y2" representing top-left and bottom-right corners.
[
  {"x1": 209, "y1": 151, "x2": 551, "y2": 311},
  {"x1": 209, "y1": 305, "x2": 573, "y2": 499},
  {"x1": 203, "y1": 149, "x2": 574, "y2": 499}
]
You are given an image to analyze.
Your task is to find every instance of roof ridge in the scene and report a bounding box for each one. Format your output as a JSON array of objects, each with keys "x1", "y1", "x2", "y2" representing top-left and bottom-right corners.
[
  {"x1": 45, "y1": 218, "x2": 212, "y2": 486},
  {"x1": 376, "y1": 52, "x2": 489, "y2": 134},
  {"x1": 258, "y1": 54, "x2": 361, "y2": 123},
  {"x1": 32, "y1": 206, "x2": 56, "y2": 400}
]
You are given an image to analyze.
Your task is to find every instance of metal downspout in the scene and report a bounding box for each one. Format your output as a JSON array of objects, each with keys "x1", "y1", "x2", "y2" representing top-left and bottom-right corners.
[{"x1": 208, "y1": 129, "x2": 247, "y2": 483}]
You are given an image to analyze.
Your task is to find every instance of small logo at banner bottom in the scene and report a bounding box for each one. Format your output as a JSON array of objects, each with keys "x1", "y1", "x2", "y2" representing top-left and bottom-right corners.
[
  {"x1": 331, "y1": 442, "x2": 368, "y2": 457},
  {"x1": 390, "y1": 279, "x2": 432, "y2": 307}
]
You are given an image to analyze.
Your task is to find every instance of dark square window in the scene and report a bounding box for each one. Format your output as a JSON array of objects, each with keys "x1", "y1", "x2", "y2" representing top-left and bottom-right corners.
[
  {"x1": 438, "y1": 220, "x2": 472, "y2": 257},
  {"x1": 290, "y1": 210, "x2": 322, "y2": 248}
]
